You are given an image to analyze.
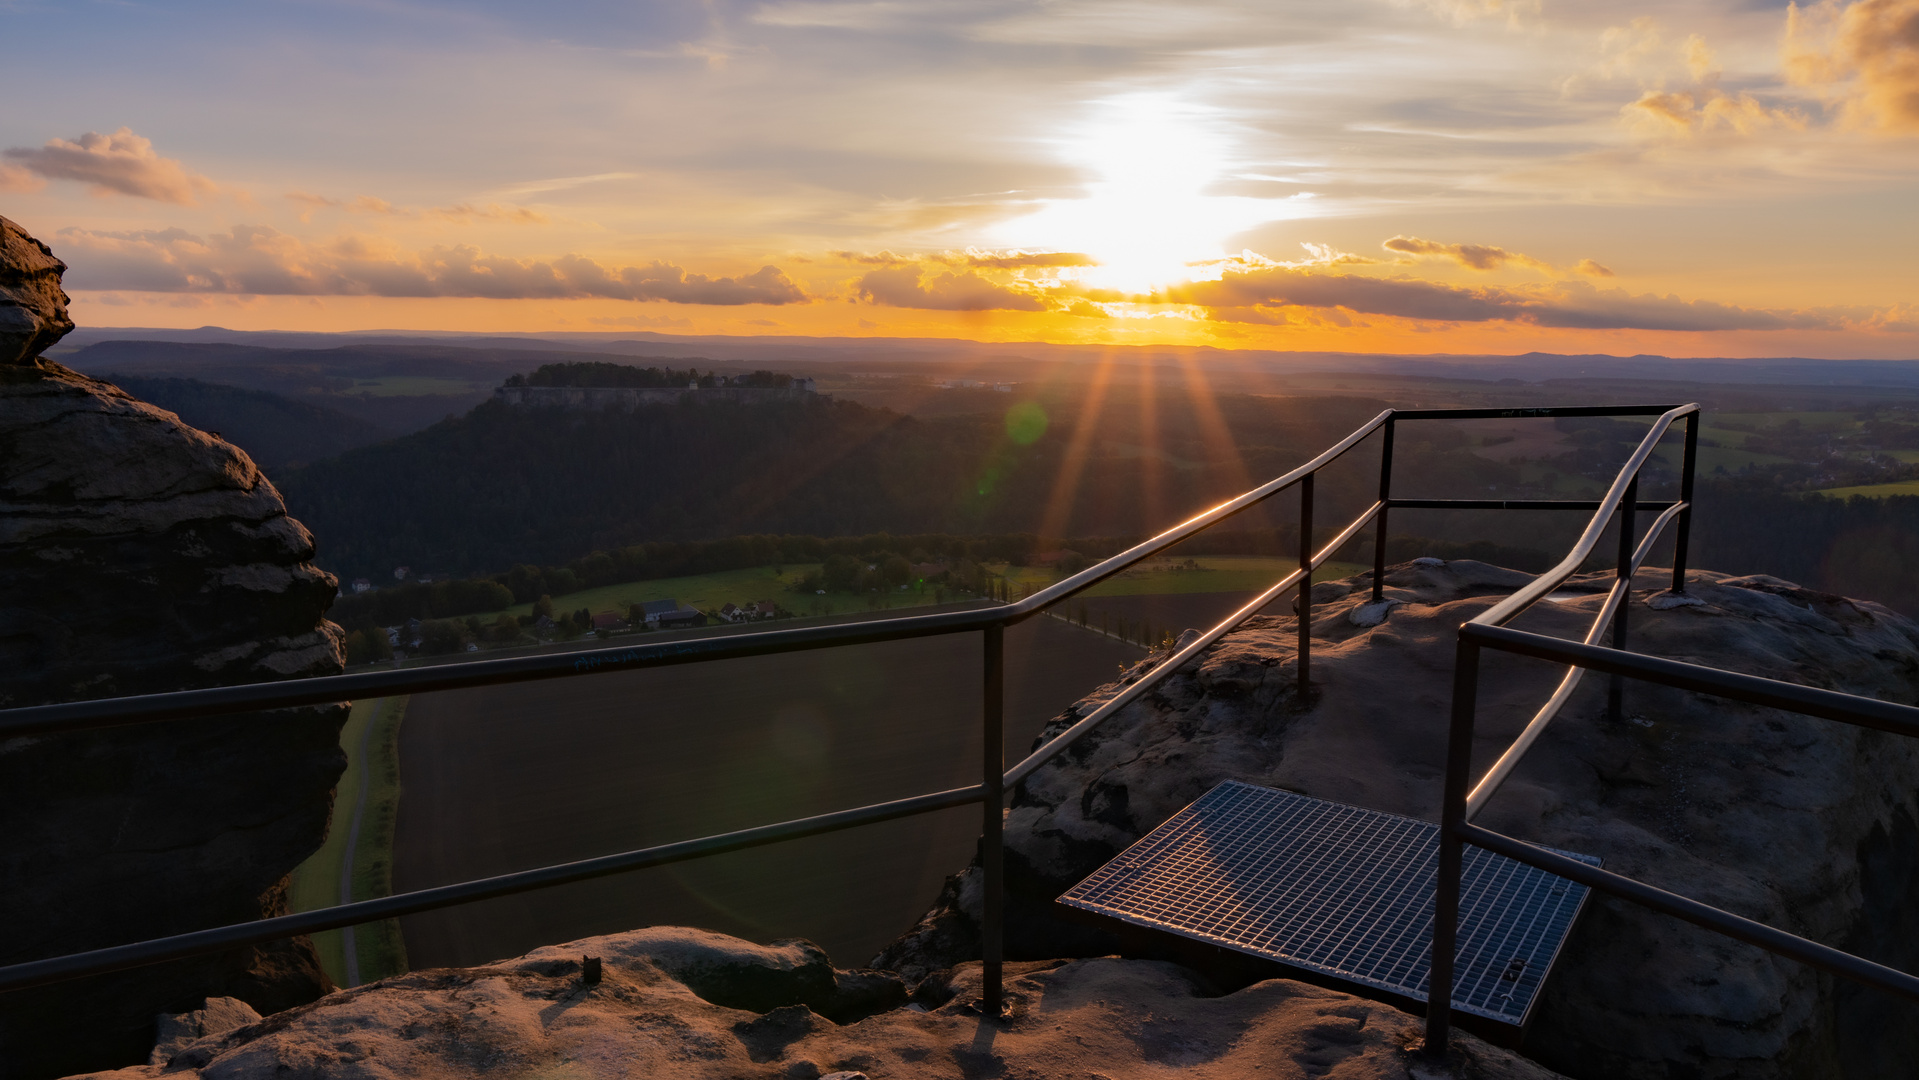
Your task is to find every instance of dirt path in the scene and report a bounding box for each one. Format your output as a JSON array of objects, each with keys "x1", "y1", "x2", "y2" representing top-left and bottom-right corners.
[{"x1": 394, "y1": 615, "x2": 1142, "y2": 968}]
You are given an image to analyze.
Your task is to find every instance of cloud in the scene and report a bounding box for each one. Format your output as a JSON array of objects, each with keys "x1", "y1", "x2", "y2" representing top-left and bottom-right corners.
[
  {"x1": 831, "y1": 249, "x2": 912, "y2": 265},
  {"x1": 1414, "y1": 0, "x2": 1541, "y2": 29},
  {"x1": 1786, "y1": 0, "x2": 1919, "y2": 133},
  {"x1": 54, "y1": 225, "x2": 806, "y2": 304},
  {"x1": 856, "y1": 265, "x2": 1045, "y2": 311},
  {"x1": 1683, "y1": 33, "x2": 1718, "y2": 82},
  {"x1": 945, "y1": 249, "x2": 1095, "y2": 269},
  {"x1": 286, "y1": 192, "x2": 549, "y2": 225},
  {"x1": 1623, "y1": 88, "x2": 1807, "y2": 136},
  {"x1": 0, "y1": 163, "x2": 45, "y2": 193},
  {"x1": 1382, "y1": 235, "x2": 1551, "y2": 271},
  {"x1": 1162, "y1": 266, "x2": 1840, "y2": 331},
  {"x1": 1573, "y1": 258, "x2": 1616, "y2": 277},
  {"x1": 832, "y1": 248, "x2": 1093, "y2": 270},
  {"x1": 2, "y1": 128, "x2": 216, "y2": 204}
]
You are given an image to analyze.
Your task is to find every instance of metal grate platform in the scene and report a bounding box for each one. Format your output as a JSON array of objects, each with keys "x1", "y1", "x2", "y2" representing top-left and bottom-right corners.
[{"x1": 1058, "y1": 780, "x2": 1599, "y2": 1025}]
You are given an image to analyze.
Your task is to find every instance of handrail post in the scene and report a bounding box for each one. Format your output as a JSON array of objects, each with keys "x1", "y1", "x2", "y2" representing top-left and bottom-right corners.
[
  {"x1": 1672, "y1": 412, "x2": 1699, "y2": 594},
  {"x1": 1426, "y1": 636, "x2": 1479, "y2": 1057},
  {"x1": 1609, "y1": 474, "x2": 1640, "y2": 725},
  {"x1": 1299, "y1": 471, "x2": 1315, "y2": 695},
  {"x1": 1373, "y1": 416, "x2": 1396, "y2": 603},
  {"x1": 981, "y1": 623, "x2": 1006, "y2": 1014}
]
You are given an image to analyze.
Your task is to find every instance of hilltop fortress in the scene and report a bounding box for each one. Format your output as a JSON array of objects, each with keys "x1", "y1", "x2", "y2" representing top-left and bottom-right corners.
[{"x1": 494, "y1": 361, "x2": 817, "y2": 410}]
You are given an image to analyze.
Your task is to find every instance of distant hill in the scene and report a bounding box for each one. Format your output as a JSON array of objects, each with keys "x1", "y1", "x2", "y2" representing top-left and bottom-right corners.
[
  {"x1": 65, "y1": 341, "x2": 595, "y2": 435},
  {"x1": 104, "y1": 375, "x2": 392, "y2": 469},
  {"x1": 274, "y1": 392, "x2": 1398, "y2": 580}
]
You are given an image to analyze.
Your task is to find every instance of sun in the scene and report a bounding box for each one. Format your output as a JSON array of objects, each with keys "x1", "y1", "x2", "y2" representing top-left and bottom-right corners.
[{"x1": 994, "y1": 94, "x2": 1313, "y2": 294}]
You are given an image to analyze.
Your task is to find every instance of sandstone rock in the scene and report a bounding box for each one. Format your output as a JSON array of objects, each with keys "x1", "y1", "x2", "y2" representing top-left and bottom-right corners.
[
  {"x1": 517, "y1": 926, "x2": 906, "y2": 1024},
  {"x1": 1, "y1": 221, "x2": 348, "y2": 1078},
  {"x1": 65, "y1": 927, "x2": 1566, "y2": 1080},
  {"x1": 0, "y1": 215, "x2": 73, "y2": 367},
  {"x1": 147, "y1": 999, "x2": 261, "y2": 1066},
  {"x1": 877, "y1": 560, "x2": 1919, "y2": 1080}
]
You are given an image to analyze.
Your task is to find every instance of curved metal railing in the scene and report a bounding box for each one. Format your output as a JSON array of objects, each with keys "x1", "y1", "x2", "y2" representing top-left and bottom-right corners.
[
  {"x1": 0, "y1": 400, "x2": 1740, "y2": 1028},
  {"x1": 1422, "y1": 403, "x2": 1919, "y2": 1057}
]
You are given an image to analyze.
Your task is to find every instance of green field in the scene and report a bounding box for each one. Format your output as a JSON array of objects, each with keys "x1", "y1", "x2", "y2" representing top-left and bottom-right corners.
[
  {"x1": 502, "y1": 563, "x2": 961, "y2": 622},
  {"x1": 1812, "y1": 480, "x2": 1919, "y2": 499},
  {"x1": 287, "y1": 696, "x2": 410, "y2": 987},
  {"x1": 504, "y1": 556, "x2": 1390, "y2": 629},
  {"x1": 996, "y1": 556, "x2": 1375, "y2": 597}
]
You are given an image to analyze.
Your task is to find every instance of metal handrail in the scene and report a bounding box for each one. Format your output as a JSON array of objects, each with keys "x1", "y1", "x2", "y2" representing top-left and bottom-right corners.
[
  {"x1": 0, "y1": 785, "x2": 984, "y2": 994},
  {"x1": 1005, "y1": 500, "x2": 1382, "y2": 789},
  {"x1": 1472, "y1": 405, "x2": 1697, "y2": 629},
  {"x1": 0, "y1": 401, "x2": 1701, "y2": 1017},
  {"x1": 1462, "y1": 498, "x2": 1688, "y2": 820},
  {"x1": 1424, "y1": 403, "x2": 1919, "y2": 1057}
]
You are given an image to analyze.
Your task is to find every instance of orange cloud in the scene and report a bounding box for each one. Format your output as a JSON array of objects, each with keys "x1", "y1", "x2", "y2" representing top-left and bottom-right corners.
[
  {"x1": 856, "y1": 265, "x2": 1045, "y2": 311},
  {"x1": 3, "y1": 128, "x2": 217, "y2": 204},
  {"x1": 1624, "y1": 89, "x2": 1807, "y2": 136},
  {"x1": 1786, "y1": 0, "x2": 1919, "y2": 133},
  {"x1": 832, "y1": 248, "x2": 1092, "y2": 270},
  {"x1": 55, "y1": 225, "x2": 805, "y2": 304},
  {"x1": 1382, "y1": 235, "x2": 1551, "y2": 271},
  {"x1": 944, "y1": 249, "x2": 1095, "y2": 269},
  {"x1": 1162, "y1": 267, "x2": 1844, "y2": 332},
  {"x1": 1573, "y1": 259, "x2": 1616, "y2": 277}
]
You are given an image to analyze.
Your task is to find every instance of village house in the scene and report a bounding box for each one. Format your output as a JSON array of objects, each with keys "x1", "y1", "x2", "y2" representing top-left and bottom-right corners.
[{"x1": 639, "y1": 598, "x2": 705, "y2": 630}]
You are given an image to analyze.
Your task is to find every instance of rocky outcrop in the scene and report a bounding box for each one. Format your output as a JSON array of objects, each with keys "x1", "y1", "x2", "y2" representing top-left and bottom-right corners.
[
  {"x1": 0, "y1": 219, "x2": 349, "y2": 1078},
  {"x1": 877, "y1": 560, "x2": 1919, "y2": 1080},
  {"x1": 71, "y1": 926, "x2": 1566, "y2": 1080},
  {"x1": 0, "y1": 216, "x2": 74, "y2": 367}
]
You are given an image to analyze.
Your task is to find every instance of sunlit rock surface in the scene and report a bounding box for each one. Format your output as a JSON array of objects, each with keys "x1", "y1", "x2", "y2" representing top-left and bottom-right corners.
[
  {"x1": 70, "y1": 926, "x2": 1564, "y2": 1080},
  {"x1": 0, "y1": 215, "x2": 74, "y2": 367},
  {"x1": 878, "y1": 560, "x2": 1919, "y2": 1080},
  {"x1": 1, "y1": 217, "x2": 348, "y2": 1078}
]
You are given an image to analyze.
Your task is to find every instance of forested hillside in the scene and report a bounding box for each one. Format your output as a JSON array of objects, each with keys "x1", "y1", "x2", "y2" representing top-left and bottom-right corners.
[
  {"x1": 275, "y1": 392, "x2": 1394, "y2": 579},
  {"x1": 106, "y1": 375, "x2": 391, "y2": 468}
]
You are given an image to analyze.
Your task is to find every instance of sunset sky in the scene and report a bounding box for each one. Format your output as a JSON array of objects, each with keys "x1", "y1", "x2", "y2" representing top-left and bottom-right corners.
[{"x1": 2, "y1": 0, "x2": 1916, "y2": 357}]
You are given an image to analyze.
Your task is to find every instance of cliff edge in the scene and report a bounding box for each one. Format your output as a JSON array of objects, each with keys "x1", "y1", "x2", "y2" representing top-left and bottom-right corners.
[{"x1": 0, "y1": 215, "x2": 351, "y2": 1077}]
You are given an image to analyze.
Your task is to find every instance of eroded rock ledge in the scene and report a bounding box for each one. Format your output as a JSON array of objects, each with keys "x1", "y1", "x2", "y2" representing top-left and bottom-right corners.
[
  {"x1": 73, "y1": 926, "x2": 1562, "y2": 1080},
  {"x1": 2, "y1": 215, "x2": 350, "y2": 1078}
]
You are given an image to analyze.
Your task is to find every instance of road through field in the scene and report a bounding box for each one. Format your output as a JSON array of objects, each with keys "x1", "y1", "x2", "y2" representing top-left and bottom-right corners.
[{"x1": 394, "y1": 614, "x2": 1146, "y2": 969}]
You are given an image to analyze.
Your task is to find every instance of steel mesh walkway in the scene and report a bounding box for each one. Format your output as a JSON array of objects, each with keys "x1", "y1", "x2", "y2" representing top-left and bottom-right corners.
[{"x1": 1057, "y1": 780, "x2": 1598, "y2": 1024}]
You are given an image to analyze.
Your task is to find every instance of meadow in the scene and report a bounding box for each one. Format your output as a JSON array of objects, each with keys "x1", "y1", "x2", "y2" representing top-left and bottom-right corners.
[
  {"x1": 287, "y1": 697, "x2": 410, "y2": 987},
  {"x1": 499, "y1": 555, "x2": 1378, "y2": 631},
  {"x1": 1813, "y1": 480, "x2": 1919, "y2": 499},
  {"x1": 996, "y1": 555, "x2": 1376, "y2": 598},
  {"x1": 496, "y1": 564, "x2": 955, "y2": 622}
]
